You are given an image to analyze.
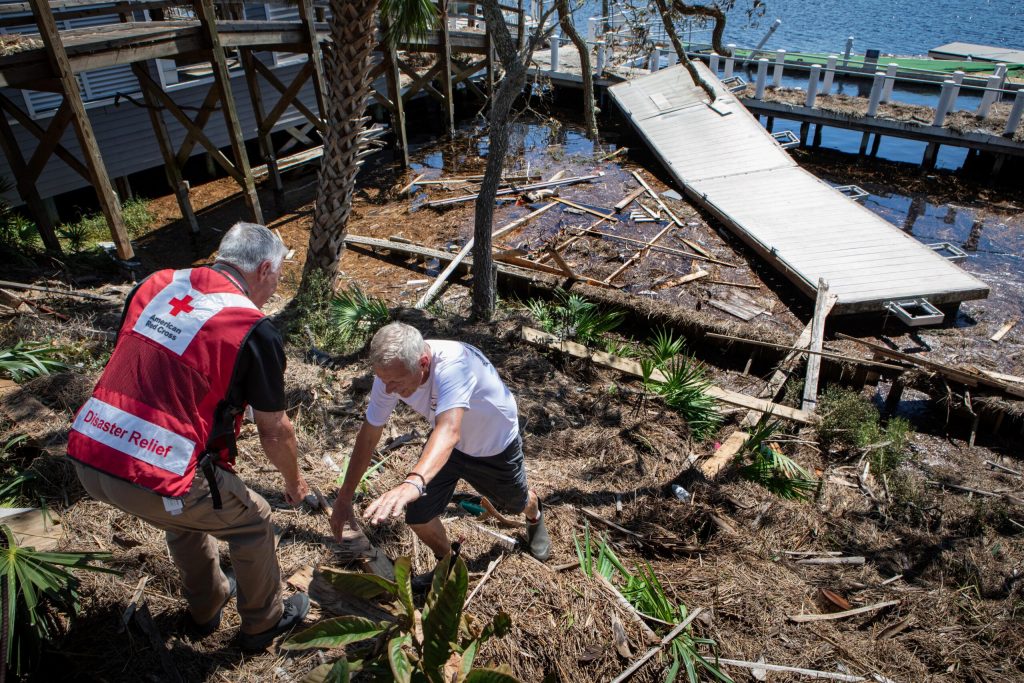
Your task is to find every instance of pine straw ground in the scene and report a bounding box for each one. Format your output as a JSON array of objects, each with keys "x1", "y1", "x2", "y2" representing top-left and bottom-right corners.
[{"x1": 3, "y1": 293, "x2": 1024, "y2": 682}]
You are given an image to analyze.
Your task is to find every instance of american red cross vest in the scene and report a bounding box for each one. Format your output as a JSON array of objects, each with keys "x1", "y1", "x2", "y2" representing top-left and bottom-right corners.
[{"x1": 67, "y1": 267, "x2": 264, "y2": 498}]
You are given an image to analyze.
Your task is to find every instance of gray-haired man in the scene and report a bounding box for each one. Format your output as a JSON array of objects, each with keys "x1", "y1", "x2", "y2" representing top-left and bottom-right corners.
[
  {"x1": 70, "y1": 222, "x2": 309, "y2": 650},
  {"x1": 330, "y1": 322, "x2": 550, "y2": 586}
]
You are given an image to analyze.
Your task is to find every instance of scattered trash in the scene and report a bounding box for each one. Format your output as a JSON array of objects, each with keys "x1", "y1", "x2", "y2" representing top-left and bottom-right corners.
[{"x1": 671, "y1": 484, "x2": 691, "y2": 502}]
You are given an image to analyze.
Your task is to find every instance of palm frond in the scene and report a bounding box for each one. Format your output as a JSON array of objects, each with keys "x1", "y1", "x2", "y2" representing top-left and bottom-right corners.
[
  {"x1": 330, "y1": 285, "x2": 390, "y2": 343},
  {"x1": 0, "y1": 342, "x2": 67, "y2": 383},
  {"x1": 647, "y1": 327, "x2": 686, "y2": 366},
  {"x1": 647, "y1": 355, "x2": 721, "y2": 441},
  {"x1": 380, "y1": 0, "x2": 438, "y2": 46},
  {"x1": 738, "y1": 442, "x2": 819, "y2": 501}
]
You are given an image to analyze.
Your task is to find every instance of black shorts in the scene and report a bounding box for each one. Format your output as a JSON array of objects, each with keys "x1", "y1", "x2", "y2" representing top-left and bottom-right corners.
[{"x1": 405, "y1": 435, "x2": 529, "y2": 525}]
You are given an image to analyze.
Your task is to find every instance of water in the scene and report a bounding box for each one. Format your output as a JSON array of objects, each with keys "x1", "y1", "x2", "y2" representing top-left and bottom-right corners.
[{"x1": 576, "y1": 0, "x2": 1024, "y2": 57}]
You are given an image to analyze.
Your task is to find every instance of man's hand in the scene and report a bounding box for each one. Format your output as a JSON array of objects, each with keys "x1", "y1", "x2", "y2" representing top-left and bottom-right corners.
[
  {"x1": 364, "y1": 483, "x2": 421, "y2": 525},
  {"x1": 284, "y1": 474, "x2": 309, "y2": 506},
  {"x1": 330, "y1": 496, "x2": 357, "y2": 542}
]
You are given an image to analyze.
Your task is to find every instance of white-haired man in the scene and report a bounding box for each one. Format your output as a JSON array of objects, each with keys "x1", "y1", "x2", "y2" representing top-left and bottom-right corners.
[
  {"x1": 330, "y1": 322, "x2": 550, "y2": 586},
  {"x1": 69, "y1": 222, "x2": 310, "y2": 650}
]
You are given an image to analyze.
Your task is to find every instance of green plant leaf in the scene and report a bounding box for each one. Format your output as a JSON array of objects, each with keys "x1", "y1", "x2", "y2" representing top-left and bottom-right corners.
[
  {"x1": 392, "y1": 556, "x2": 416, "y2": 621},
  {"x1": 282, "y1": 616, "x2": 386, "y2": 650},
  {"x1": 301, "y1": 659, "x2": 364, "y2": 683},
  {"x1": 387, "y1": 633, "x2": 414, "y2": 683},
  {"x1": 318, "y1": 567, "x2": 398, "y2": 599},
  {"x1": 463, "y1": 665, "x2": 522, "y2": 683},
  {"x1": 421, "y1": 555, "x2": 469, "y2": 672}
]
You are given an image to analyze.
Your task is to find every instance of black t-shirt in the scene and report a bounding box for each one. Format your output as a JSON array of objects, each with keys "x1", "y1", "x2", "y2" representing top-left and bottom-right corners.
[{"x1": 119, "y1": 266, "x2": 287, "y2": 414}]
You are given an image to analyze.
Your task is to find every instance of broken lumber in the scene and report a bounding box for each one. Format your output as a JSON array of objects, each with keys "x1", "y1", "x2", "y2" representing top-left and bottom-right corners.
[
  {"x1": 788, "y1": 600, "x2": 899, "y2": 623},
  {"x1": 610, "y1": 609, "x2": 703, "y2": 683},
  {"x1": 577, "y1": 507, "x2": 643, "y2": 539},
  {"x1": 795, "y1": 556, "x2": 866, "y2": 565},
  {"x1": 926, "y1": 481, "x2": 1024, "y2": 506},
  {"x1": 655, "y1": 269, "x2": 708, "y2": 290},
  {"x1": 465, "y1": 554, "x2": 504, "y2": 607},
  {"x1": 700, "y1": 430, "x2": 749, "y2": 479},
  {"x1": 741, "y1": 318, "x2": 816, "y2": 428},
  {"x1": 837, "y1": 333, "x2": 1024, "y2": 399},
  {"x1": 706, "y1": 279, "x2": 760, "y2": 289},
  {"x1": 984, "y1": 459, "x2": 1022, "y2": 477},
  {"x1": 630, "y1": 170, "x2": 683, "y2": 227},
  {"x1": 120, "y1": 575, "x2": 149, "y2": 630},
  {"x1": 990, "y1": 319, "x2": 1018, "y2": 343},
  {"x1": 493, "y1": 252, "x2": 612, "y2": 288},
  {"x1": 615, "y1": 187, "x2": 646, "y2": 212},
  {"x1": 522, "y1": 327, "x2": 815, "y2": 423},
  {"x1": 706, "y1": 332, "x2": 903, "y2": 370},
  {"x1": 802, "y1": 280, "x2": 837, "y2": 411},
  {"x1": 424, "y1": 173, "x2": 603, "y2": 208},
  {"x1": 398, "y1": 173, "x2": 425, "y2": 195},
  {"x1": 552, "y1": 196, "x2": 615, "y2": 221},
  {"x1": 581, "y1": 228, "x2": 736, "y2": 267},
  {"x1": 0, "y1": 508, "x2": 62, "y2": 550},
  {"x1": 605, "y1": 221, "x2": 677, "y2": 283}
]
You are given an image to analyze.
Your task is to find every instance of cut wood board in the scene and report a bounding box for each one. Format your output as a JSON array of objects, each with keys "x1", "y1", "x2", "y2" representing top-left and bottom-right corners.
[
  {"x1": 522, "y1": 327, "x2": 814, "y2": 423},
  {"x1": 0, "y1": 507, "x2": 63, "y2": 550},
  {"x1": 655, "y1": 269, "x2": 708, "y2": 290},
  {"x1": 699, "y1": 430, "x2": 749, "y2": 479},
  {"x1": 990, "y1": 318, "x2": 1018, "y2": 343},
  {"x1": 708, "y1": 298, "x2": 767, "y2": 321}
]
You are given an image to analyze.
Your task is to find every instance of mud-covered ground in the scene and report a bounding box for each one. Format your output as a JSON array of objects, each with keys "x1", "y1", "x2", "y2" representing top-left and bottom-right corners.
[{"x1": 2, "y1": 118, "x2": 1023, "y2": 682}]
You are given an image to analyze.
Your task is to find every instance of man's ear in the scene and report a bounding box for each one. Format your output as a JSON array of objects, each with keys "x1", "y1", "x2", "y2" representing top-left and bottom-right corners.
[{"x1": 257, "y1": 260, "x2": 273, "y2": 278}]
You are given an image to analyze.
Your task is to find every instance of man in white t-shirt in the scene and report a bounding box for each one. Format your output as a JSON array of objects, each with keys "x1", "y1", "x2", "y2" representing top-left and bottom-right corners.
[{"x1": 330, "y1": 322, "x2": 550, "y2": 582}]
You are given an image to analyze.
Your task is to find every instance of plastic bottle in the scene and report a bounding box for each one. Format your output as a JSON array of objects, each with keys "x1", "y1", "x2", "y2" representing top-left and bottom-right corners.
[{"x1": 671, "y1": 484, "x2": 691, "y2": 502}]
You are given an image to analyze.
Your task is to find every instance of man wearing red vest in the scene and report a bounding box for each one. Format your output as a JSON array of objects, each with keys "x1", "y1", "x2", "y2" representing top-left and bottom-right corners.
[{"x1": 69, "y1": 222, "x2": 310, "y2": 651}]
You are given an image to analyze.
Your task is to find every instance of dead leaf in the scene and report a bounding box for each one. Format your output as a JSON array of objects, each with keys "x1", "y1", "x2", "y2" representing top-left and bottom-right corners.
[
  {"x1": 611, "y1": 613, "x2": 631, "y2": 658},
  {"x1": 820, "y1": 588, "x2": 851, "y2": 611},
  {"x1": 286, "y1": 565, "x2": 313, "y2": 592}
]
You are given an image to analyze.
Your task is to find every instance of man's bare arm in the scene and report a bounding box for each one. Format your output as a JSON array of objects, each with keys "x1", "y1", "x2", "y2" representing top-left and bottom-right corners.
[
  {"x1": 253, "y1": 409, "x2": 308, "y2": 504},
  {"x1": 330, "y1": 420, "x2": 385, "y2": 540}
]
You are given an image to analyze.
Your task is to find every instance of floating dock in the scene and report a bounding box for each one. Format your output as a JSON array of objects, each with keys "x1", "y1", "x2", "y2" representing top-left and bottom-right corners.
[
  {"x1": 608, "y1": 64, "x2": 990, "y2": 316},
  {"x1": 929, "y1": 42, "x2": 1024, "y2": 64}
]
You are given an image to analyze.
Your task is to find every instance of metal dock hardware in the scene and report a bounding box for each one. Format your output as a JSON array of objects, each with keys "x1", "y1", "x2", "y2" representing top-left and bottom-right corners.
[
  {"x1": 928, "y1": 242, "x2": 969, "y2": 263},
  {"x1": 833, "y1": 184, "x2": 869, "y2": 201},
  {"x1": 885, "y1": 299, "x2": 946, "y2": 327}
]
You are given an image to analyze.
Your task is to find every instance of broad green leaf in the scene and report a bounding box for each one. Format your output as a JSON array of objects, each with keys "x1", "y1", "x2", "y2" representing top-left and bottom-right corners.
[
  {"x1": 459, "y1": 638, "x2": 481, "y2": 679},
  {"x1": 282, "y1": 616, "x2": 385, "y2": 650},
  {"x1": 319, "y1": 567, "x2": 397, "y2": 599},
  {"x1": 392, "y1": 556, "x2": 415, "y2": 621},
  {"x1": 387, "y1": 633, "x2": 414, "y2": 683},
  {"x1": 301, "y1": 659, "x2": 364, "y2": 683},
  {"x1": 423, "y1": 554, "x2": 453, "y2": 620},
  {"x1": 463, "y1": 666, "x2": 523, "y2": 683},
  {"x1": 421, "y1": 555, "x2": 468, "y2": 671}
]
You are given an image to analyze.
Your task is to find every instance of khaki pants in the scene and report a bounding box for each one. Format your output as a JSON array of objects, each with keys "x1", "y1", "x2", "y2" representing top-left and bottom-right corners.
[{"x1": 75, "y1": 462, "x2": 283, "y2": 634}]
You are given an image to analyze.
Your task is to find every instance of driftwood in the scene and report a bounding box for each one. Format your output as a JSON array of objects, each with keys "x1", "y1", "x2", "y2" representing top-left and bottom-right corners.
[
  {"x1": 699, "y1": 430, "x2": 748, "y2": 479},
  {"x1": 716, "y1": 658, "x2": 869, "y2": 682},
  {"x1": 795, "y1": 556, "x2": 866, "y2": 565},
  {"x1": 424, "y1": 173, "x2": 603, "y2": 208},
  {"x1": 0, "y1": 279, "x2": 117, "y2": 303},
  {"x1": 990, "y1": 318, "x2": 1018, "y2": 343},
  {"x1": 609, "y1": 609, "x2": 703, "y2": 683},
  {"x1": 614, "y1": 187, "x2": 646, "y2": 212},
  {"x1": 985, "y1": 459, "x2": 1022, "y2": 477},
  {"x1": 926, "y1": 480, "x2": 1024, "y2": 506}
]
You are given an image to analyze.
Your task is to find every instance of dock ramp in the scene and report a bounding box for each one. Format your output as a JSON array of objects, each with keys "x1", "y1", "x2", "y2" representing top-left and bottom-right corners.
[{"x1": 608, "y1": 64, "x2": 989, "y2": 316}]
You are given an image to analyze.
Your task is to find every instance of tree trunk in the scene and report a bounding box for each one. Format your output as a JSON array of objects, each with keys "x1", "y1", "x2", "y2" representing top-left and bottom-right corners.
[
  {"x1": 301, "y1": 0, "x2": 380, "y2": 289},
  {"x1": 471, "y1": 0, "x2": 549, "y2": 321},
  {"x1": 556, "y1": 0, "x2": 596, "y2": 138}
]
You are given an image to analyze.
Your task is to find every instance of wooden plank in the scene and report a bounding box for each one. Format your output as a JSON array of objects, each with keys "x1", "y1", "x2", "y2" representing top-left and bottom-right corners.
[
  {"x1": 614, "y1": 187, "x2": 645, "y2": 212},
  {"x1": 196, "y1": 0, "x2": 261, "y2": 223},
  {"x1": 630, "y1": 170, "x2": 683, "y2": 227},
  {"x1": 699, "y1": 430, "x2": 748, "y2": 479},
  {"x1": 707, "y1": 298, "x2": 765, "y2": 321},
  {"x1": 801, "y1": 279, "x2": 835, "y2": 411},
  {"x1": 705, "y1": 332, "x2": 902, "y2": 370},
  {"x1": 521, "y1": 327, "x2": 815, "y2": 423},
  {"x1": 0, "y1": 99, "x2": 62, "y2": 252},
  {"x1": 0, "y1": 508, "x2": 62, "y2": 551},
  {"x1": 655, "y1": 269, "x2": 708, "y2": 290},
  {"x1": 28, "y1": 0, "x2": 132, "y2": 260},
  {"x1": 131, "y1": 62, "x2": 199, "y2": 235},
  {"x1": 241, "y1": 50, "x2": 283, "y2": 196},
  {"x1": 552, "y1": 196, "x2": 615, "y2": 221},
  {"x1": 438, "y1": 0, "x2": 455, "y2": 135},
  {"x1": 990, "y1": 319, "x2": 1018, "y2": 343}
]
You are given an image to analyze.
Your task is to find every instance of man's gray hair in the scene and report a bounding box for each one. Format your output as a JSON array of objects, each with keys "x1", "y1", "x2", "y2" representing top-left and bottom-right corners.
[
  {"x1": 369, "y1": 322, "x2": 425, "y2": 371},
  {"x1": 216, "y1": 221, "x2": 288, "y2": 272}
]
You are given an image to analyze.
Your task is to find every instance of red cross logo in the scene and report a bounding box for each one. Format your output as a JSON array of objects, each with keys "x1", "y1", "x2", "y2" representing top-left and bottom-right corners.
[{"x1": 167, "y1": 295, "x2": 195, "y2": 317}]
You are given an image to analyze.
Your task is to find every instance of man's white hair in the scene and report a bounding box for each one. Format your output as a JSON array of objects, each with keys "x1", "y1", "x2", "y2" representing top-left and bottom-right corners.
[
  {"x1": 369, "y1": 322, "x2": 425, "y2": 371},
  {"x1": 215, "y1": 221, "x2": 288, "y2": 272}
]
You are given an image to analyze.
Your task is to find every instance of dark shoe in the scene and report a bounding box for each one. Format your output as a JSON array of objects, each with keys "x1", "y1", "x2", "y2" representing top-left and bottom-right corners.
[
  {"x1": 526, "y1": 504, "x2": 551, "y2": 562},
  {"x1": 184, "y1": 572, "x2": 237, "y2": 639},
  {"x1": 237, "y1": 593, "x2": 310, "y2": 652},
  {"x1": 411, "y1": 570, "x2": 435, "y2": 595}
]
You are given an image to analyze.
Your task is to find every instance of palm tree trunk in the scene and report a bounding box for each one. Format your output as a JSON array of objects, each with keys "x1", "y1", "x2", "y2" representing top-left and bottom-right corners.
[{"x1": 302, "y1": 0, "x2": 381, "y2": 288}]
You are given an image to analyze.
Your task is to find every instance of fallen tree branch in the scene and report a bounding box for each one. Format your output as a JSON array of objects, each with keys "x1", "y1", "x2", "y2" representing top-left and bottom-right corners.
[
  {"x1": 717, "y1": 658, "x2": 868, "y2": 682},
  {"x1": 610, "y1": 609, "x2": 703, "y2": 683},
  {"x1": 0, "y1": 279, "x2": 117, "y2": 303},
  {"x1": 464, "y1": 554, "x2": 504, "y2": 608}
]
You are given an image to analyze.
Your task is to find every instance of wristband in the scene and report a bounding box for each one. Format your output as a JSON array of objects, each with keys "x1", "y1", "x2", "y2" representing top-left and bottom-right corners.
[
  {"x1": 407, "y1": 472, "x2": 426, "y2": 485},
  {"x1": 401, "y1": 479, "x2": 425, "y2": 497}
]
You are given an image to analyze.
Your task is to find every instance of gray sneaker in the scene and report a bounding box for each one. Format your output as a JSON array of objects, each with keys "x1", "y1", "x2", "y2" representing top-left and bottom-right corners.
[
  {"x1": 237, "y1": 593, "x2": 310, "y2": 652},
  {"x1": 526, "y1": 504, "x2": 551, "y2": 561}
]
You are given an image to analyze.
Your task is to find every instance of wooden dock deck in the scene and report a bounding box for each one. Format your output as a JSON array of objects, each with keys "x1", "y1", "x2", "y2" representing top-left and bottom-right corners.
[
  {"x1": 608, "y1": 63, "x2": 990, "y2": 315},
  {"x1": 929, "y1": 42, "x2": 1024, "y2": 64}
]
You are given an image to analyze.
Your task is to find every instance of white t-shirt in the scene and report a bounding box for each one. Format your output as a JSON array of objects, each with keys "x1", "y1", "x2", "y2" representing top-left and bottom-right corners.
[{"x1": 365, "y1": 340, "x2": 519, "y2": 457}]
